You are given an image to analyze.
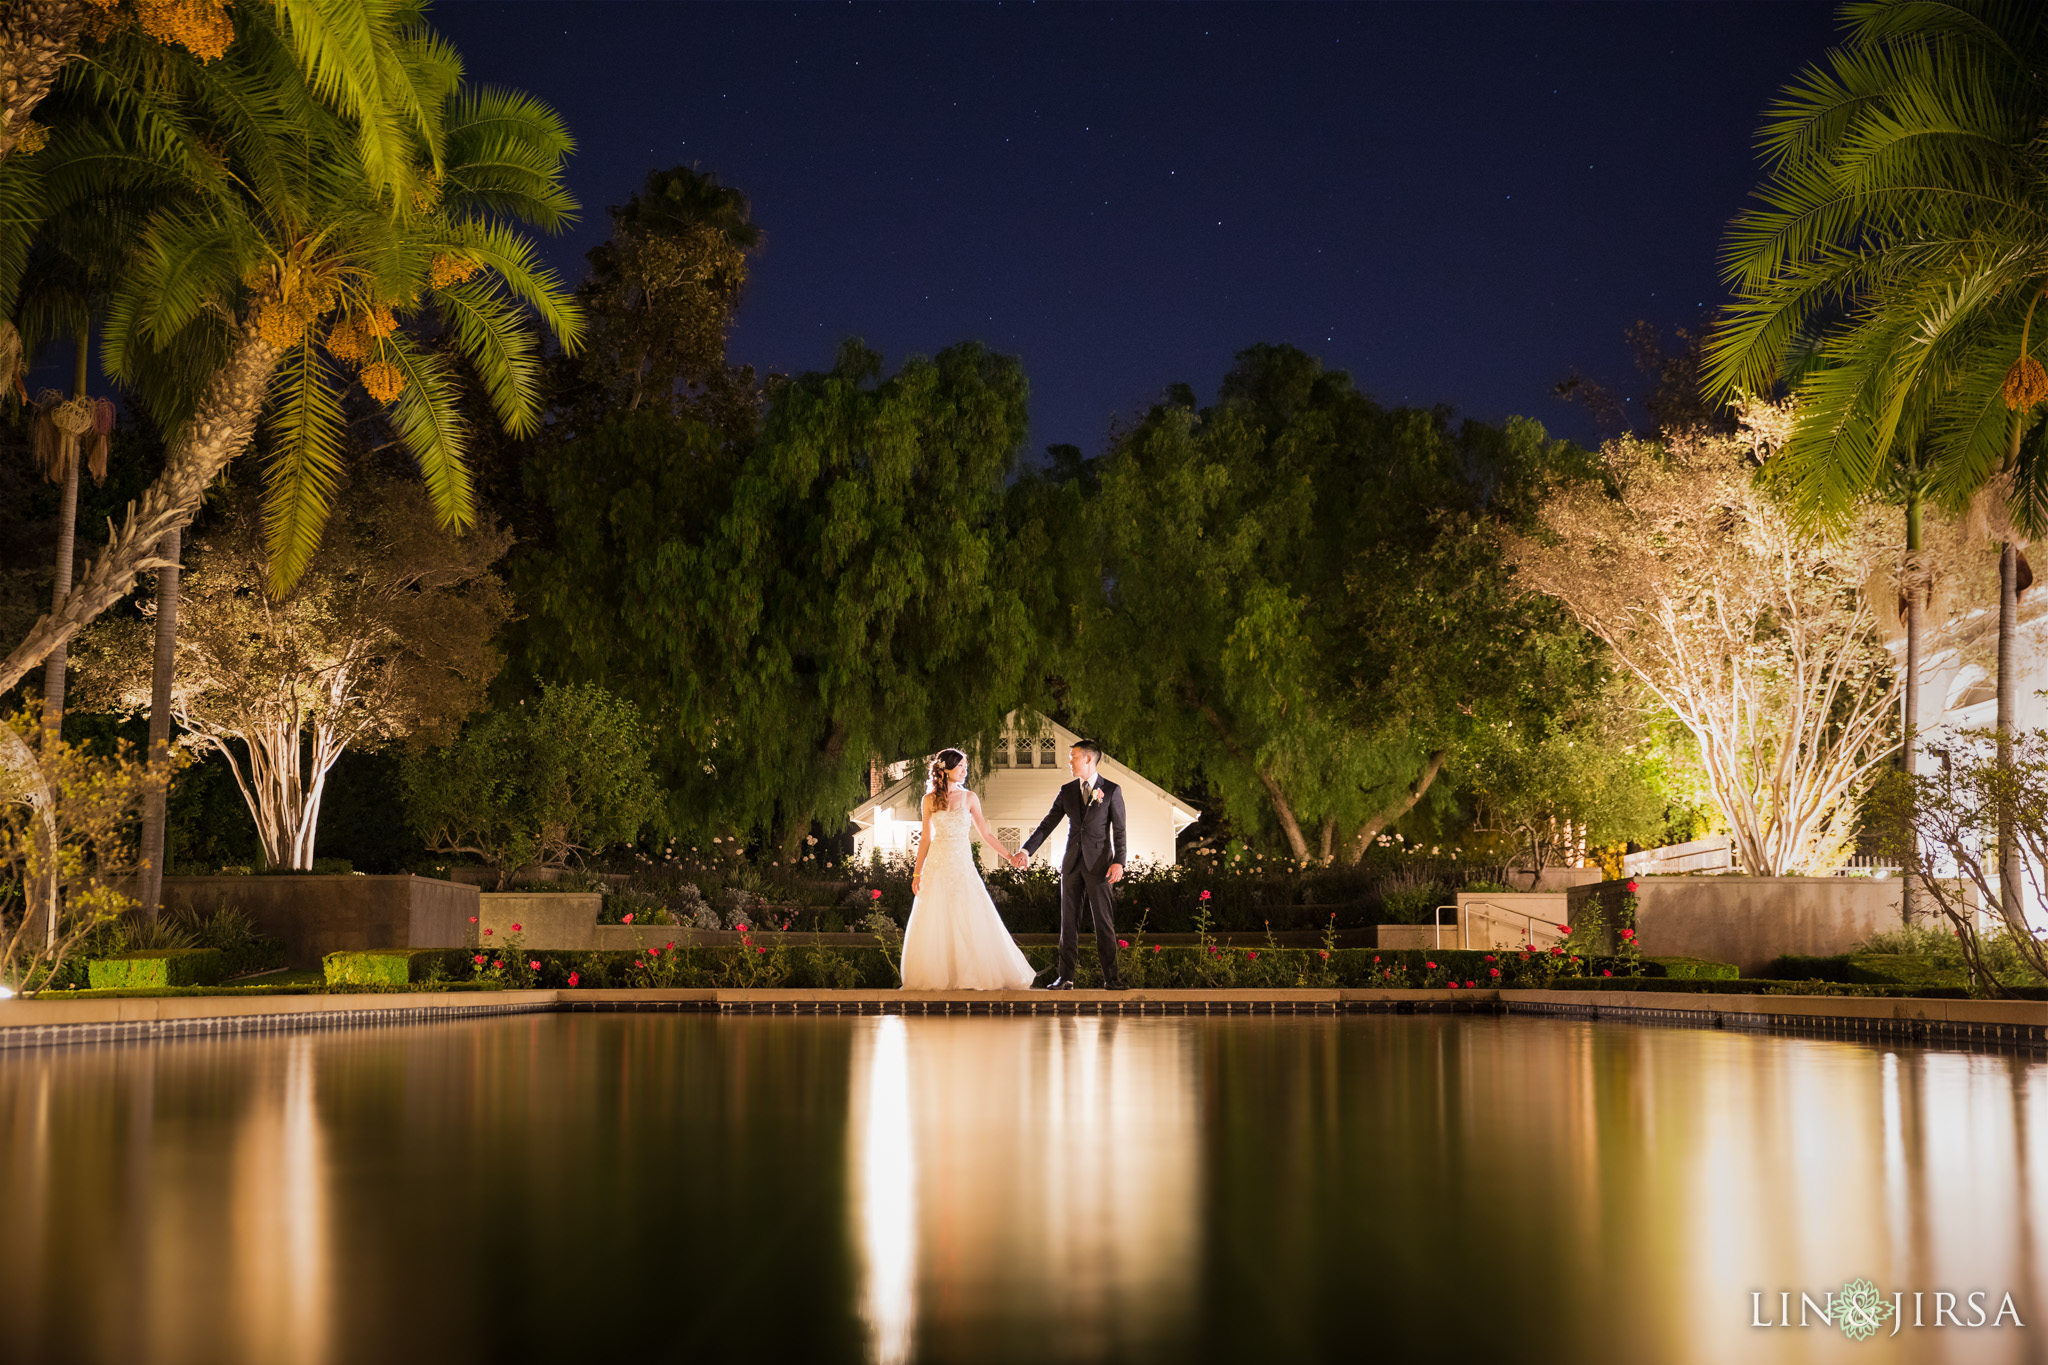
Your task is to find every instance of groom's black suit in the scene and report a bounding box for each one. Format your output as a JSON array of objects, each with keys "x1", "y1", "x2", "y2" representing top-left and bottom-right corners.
[{"x1": 1022, "y1": 777, "x2": 1127, "y2": 987}]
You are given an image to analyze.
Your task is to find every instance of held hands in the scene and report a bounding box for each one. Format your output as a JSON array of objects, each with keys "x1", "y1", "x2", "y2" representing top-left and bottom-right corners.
[
  {"x1": 1106, "y1": 862, "x2": 1124, "y2": 886},
  {"x1": 1010, "y1": 849, "x2": 1029, "y2": 870}
]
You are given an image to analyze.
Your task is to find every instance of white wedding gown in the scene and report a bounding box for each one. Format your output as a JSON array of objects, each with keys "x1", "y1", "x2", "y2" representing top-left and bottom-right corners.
[{"x1": 900, "y1": 803, "x2": 1038, "y2": 990}]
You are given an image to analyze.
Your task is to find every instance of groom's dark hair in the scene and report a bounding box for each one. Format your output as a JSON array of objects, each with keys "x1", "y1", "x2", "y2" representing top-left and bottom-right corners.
[{"x1": 1071, "y1": 739, "x2": 1103, "y2": 761}]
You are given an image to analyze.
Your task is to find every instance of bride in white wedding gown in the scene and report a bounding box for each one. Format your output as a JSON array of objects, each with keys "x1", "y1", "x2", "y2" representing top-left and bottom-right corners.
[{"x1": 900, "y1": 748, "x2": 1039, "y2": 991}]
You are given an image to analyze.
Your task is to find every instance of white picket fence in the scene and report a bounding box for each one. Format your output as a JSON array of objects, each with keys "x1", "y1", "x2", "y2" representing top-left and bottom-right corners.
[{"x1": 1620, "y1": 838, "x2": 1901, "y2": 879}]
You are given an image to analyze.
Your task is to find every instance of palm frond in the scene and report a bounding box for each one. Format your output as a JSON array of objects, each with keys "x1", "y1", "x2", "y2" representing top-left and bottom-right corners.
[
  {"x1": 261, "y1": 341, "x2": 351, "y2": 592},
  {"x1": 377, "y1": 330, "x2": 474, "y2": 530},
  {"x1": 433, "y1": 274, "x2": 543, "y2": 435}
]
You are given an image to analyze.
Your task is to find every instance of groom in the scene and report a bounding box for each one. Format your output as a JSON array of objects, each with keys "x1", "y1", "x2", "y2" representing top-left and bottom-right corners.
[{"x1": 1013, "y1": 739, "x2": 1127, "y2": 991}]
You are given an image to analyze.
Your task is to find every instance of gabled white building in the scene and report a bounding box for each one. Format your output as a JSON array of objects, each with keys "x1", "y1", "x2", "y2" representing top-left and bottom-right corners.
[{"x1": 849, "y1": 714, "x2": 1200, "y2": 872}]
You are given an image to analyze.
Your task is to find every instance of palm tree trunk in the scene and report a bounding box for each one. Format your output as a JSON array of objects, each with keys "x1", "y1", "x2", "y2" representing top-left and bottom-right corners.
[
  {"x1": 38, "y1": 333, "x2": 89, "y2": 744},
  {"x1": 0, "y1": 0, "x2": 84, "y2": 161},
  {"x1": 0, "y1": 315, "x2": 280, "y2": 699},
  {"x1": 1999, "y1": 540, "x2": 2020, "y2": 926},
  {"x1": 1902, "y1": 490, "x2": 1922, "y2": 925},
  {"x1": 135, "y1": 526, "x2": 180, "y2": 919}
]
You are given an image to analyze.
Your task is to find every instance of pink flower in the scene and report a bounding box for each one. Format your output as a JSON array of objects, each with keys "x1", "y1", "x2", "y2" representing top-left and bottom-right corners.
[
  {"x1": 650, "y1": 948, "x2": 661, "y2": 958},
  {"x1": 1556, "y1": 924, "x2": 1570, "y2": 934},
  {"x1": 567, "y1": 972, "x2": 579, "y2": 987},
  {"x1": 1489, "y1": 967, "x2": 1500, "y2": 977},
  {"x1": 634, "y1": 960, "x2": 645, "y2": 968},
  {"x1": 484, "y1": 927, "x2": 494, "y2": 936},
  {"x1": 1153, "y1": 944, "x2": 1163, "y2": 954},
  {"x1": 622, "y1": 912, "x2": 634, "y2": 924},
  {"x1": 666, "y1": 941, "x2": 675, "y2": 949},
  {"x1": 1620, "y1": 928, "x2": 1636, "y2": 940},
  {"x1": 473, "y1": 954, "x2": 485, "y2": 964},
  {"x1": 1117, "y1": 939, "x2": 1129, "y2": 949},
  {"x1": 529, "y1": 960, "x2": 540, "y2": 971},
  {"x1": 511, "y1": 923, "x2": 523, "y2": 933},
  {"x1": 870, "y1": 889, "x2": 882, "y2": 901},
  {"x1": 1465, "y1": 980, "x2": 1475, "y2": 988},
  {"x1": 1485, "y1": 955, "x2": 1496, "y2": 962},
  {"x1": 1199, "y1": 890, "x2": 1211, "y2": 901},
  {"x1": 491, "y1": 960, "x2": 503, "y2": 969},
  {"x1": 1603, "y1": 969, "x2": 1613, "y2": 978},
  {"x1": 1318, "y1": 950, "x2": 1330, "y2": 960},
  {"x1": 468, "y1": 916, "x2": 478, "y2": 924},
  {"x1": 1426, "y1": 961, "x2": 1437, "y2": 970},
  {"x1": 757, "y1": 946, "x2": 767, "y2": 955},
  {"x1": 1247, "y1": 950, "x2": 1258, "y2": 959},
  {"x1": 1373, "y1": 956, "x2": 1381, "y2": 964},
  {"x1": 735, "y1": 923, "x2": 748, "y2": 933},
  {"x1": 1449, "y1": 981, "x2": 1459, "y2": 990}
]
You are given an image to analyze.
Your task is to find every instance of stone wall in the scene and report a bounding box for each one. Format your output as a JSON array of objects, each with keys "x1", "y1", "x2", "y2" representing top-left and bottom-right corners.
[
  {"x1": 1567, "y1": 876, "x2": 1905, "y2": 976},
  {"x1": 159, "y1": 875, "x2": 476, "y2": 968}
]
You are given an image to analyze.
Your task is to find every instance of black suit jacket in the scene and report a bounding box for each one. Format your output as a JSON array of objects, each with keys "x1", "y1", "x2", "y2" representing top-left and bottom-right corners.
[{"x1": 1022, "y1": 777, "x2": 1127, "y2": 878}]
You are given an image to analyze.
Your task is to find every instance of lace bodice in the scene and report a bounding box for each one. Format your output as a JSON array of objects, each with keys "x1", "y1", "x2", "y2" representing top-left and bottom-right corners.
[{"x1": 926, "y1": 802, "x2": 974, "y2": 854}]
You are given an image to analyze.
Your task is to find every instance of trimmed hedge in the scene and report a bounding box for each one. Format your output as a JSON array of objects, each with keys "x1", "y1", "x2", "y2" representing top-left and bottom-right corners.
[
  {"x1": 88, "y1": 949, "x2": 228, "y2": 989},
  {"x1": 323, "y1": 949, "x2": 471, "y2": 987},
  {"x1": 221, "y1": 937, "x2": 287, "y2": 979},
  {"x1": 1542, "y1": 975, "x2": 1975, "y2": 998},
  {"x1": 1650, "y1": 956, "x2": 1739, "y2": 981}
]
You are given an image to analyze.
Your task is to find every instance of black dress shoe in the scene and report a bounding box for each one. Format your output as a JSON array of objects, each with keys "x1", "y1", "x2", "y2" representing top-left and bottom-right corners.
[
  {"x1": 1044, "y1": 978, "x2": 1075, "y2": 990},
  {"x1": 1103, "y1": 982, "x2": 1129, "y2": 992}
]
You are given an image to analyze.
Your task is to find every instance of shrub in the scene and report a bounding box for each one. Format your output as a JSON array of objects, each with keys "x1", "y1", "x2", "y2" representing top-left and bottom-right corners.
[
  {"x1": 88, "y1": 949, "x2": 228, "y2": 989},
  {"x1": 323, "y1": 949, "x2": 470, "y2": 987},
  {"x1": 1651, "y1": 956, "x2": 1739, "y2": 981}
]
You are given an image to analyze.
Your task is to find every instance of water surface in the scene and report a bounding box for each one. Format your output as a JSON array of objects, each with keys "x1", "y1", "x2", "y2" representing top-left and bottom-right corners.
[{"x1": 0, "y1": 1012, "x2": 2041, "y2": 1363}]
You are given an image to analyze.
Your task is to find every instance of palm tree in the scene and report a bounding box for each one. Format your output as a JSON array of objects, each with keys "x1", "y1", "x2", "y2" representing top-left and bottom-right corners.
[
  {"x1": 0, "y1": 0, "x2": 581, "y2": 709},
  {"x1": 1704, "y1": 0, "x2": 2048, "y2": 919}
]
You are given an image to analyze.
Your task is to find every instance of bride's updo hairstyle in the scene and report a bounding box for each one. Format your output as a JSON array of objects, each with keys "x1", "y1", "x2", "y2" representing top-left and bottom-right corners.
[{"x1": 927, "y1": 748, "x2": 967, "y2": 802}]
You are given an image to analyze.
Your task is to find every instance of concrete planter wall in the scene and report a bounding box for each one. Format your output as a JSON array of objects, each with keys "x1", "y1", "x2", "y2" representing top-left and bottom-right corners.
[
  {"x1": 477, "y1": 893, "x2": 605, "y2": 950},
  {"x1": 1567, "y1": 876, "x2": 1904, "y2": 977},
  {"x1": 157, "y1": 875, "x2": 476, "y2": 969},
  {"x1": 1375, "y1": 893, "x2": 1569, "y2": 952}
]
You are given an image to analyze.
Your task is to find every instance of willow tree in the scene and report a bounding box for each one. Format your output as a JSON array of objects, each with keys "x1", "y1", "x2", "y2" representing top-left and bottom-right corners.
[{"x1": 1060, "y1": 345, "x2": 1601, "y2": 864}]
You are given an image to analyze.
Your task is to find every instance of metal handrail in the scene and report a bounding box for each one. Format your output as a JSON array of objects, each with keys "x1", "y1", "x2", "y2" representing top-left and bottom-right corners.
[{"x1": 1432, "y1": 899, "x2": 1572, "y2": 951}]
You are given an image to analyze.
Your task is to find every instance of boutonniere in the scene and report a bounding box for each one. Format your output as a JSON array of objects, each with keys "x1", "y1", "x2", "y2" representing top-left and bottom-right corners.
[{"x1": 1081, "y1": 783, "x2": 1100, "y2": 806}]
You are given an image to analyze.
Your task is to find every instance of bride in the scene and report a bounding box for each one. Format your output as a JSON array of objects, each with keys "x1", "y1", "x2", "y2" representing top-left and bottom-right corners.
[{"x1": 900, "y1": 748, "x2": 1038, "y2": 990}]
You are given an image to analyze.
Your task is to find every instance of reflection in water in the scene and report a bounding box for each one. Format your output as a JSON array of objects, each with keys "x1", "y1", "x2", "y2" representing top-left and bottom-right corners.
[
  {"x1": 856, "y1": 1017, "x2": 915, "y2": 1365},
  {"x1": 4, "y1": 1015, "x2": 2048, "y2": 1363},
  {"x1": 851, "y1": 1016, "x2": 1200, "y2": 1363}
]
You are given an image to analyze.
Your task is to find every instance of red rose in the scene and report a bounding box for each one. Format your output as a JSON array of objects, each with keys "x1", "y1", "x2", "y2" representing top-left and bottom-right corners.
[
  {"x1": 1603, "y1": 969, "x2": 1613, "y2": 978},
  {"x1": 757, "y1": 946, "x2": 767, "y2": 954},
  {"x1": 666, "y1": 941, "x2": 676, "y2": 950},
  {"x1": 473, "y1": 954, "x2": 485, "y2": 965},
  {"x1": 1448, "y1": 982, "x2": 1459, "y2": 990},
  {"x1": 870, "y1": 889, "x2": 882, "y2": 900},
  {"x1": 1556, "y1": 924, "x2": 1569, "y2": 934},
  {"x1": 634, "y1": 960, "x2": 645, "y2": 968},
  {"x1": 1118, "y1": 940, "x2": 1129, "y2": 949},
  {"x1": 484, "y1": 927, "x2": 494, "y2": 936},
  {"x1": 528, "y1": 960, "x2": 540, "y2": 971},
  {"x1": 1153, "y1": 944, "x2": 1163, "y2": 954},
  {"x1": 511, "y1": 923, "x2": 523, "y2": 933},
  {"x1": 622, "y1": 913, "x2": 634, "y2": 924},
  {"x1": 736, "y1": 923, "x2": 747, "y2": 933},
  {"x1": 468, "y1": 916, "x2": 478, "y2": 924},
  {"x1": 491, "y1": 960, "x2": 502, "y2": 969},
  {"x1": 1465, "y1": 980, "x2": 1474, "y2": 988},
  {"x1": 1625, "y1": 880, "x2": 1639, "y2": 892},
  {"x1": 567, "y1": 972, "x2": 579, "y2": 988},
  {"x1": 650, "y1": 949, "x2": 661, "y2": 958},
  {"x1": 1426, "y1": 961, "x2": 1437, "y2": 969},
  {"x1": 1199, "y1": 890, "x2": 1211, "y2": 901},
  {"x1": 1489, "y1": 968, "x2": 1500, "y2": 977}
]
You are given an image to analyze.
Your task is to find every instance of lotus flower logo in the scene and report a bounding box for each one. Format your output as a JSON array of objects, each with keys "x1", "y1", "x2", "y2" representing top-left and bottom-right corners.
[{"x1": 1835, "y1": 1278, "x2": 1895, "y2": 1342}]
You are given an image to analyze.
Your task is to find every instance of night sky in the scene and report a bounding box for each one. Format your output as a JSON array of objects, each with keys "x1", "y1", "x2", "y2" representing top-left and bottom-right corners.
[{"x1": 435, "y1": 1, "x2": 1840, "y2": 457}]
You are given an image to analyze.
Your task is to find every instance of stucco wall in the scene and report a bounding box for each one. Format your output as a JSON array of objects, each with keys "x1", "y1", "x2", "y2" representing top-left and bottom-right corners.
[
  {"x1": 1568, "y1": 877, "x2": 1905, "y2": 976},
  {"x1": 158, "y1": 875, "x2": 476, "y2": 968}
]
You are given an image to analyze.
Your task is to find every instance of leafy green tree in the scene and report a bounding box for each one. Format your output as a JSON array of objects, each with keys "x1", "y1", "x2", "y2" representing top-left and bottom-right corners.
[
  {"x1": 519, "y1": 342, "x2": 1044, "y2": 848},
  {"x1": 1065, "y1": 344, "x2": 1601, "y2": 863},
  {"x1": 401, "y1": 681, "x2": 662, "y2": 886},
  {"x1": 75, "y1": 475, "x2": 512, "y2": 869}
]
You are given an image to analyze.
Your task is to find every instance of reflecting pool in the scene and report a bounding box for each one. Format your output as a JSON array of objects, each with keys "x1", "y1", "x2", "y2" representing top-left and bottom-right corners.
[{"x1": 0, "y1": 1013, "x2": 2043, "y2": 1363}]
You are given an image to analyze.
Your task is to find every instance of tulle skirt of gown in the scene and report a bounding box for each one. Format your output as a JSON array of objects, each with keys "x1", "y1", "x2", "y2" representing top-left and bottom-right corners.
[{"x1": 901, "y1": 808, "x2": 1038, "y2": 990}]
